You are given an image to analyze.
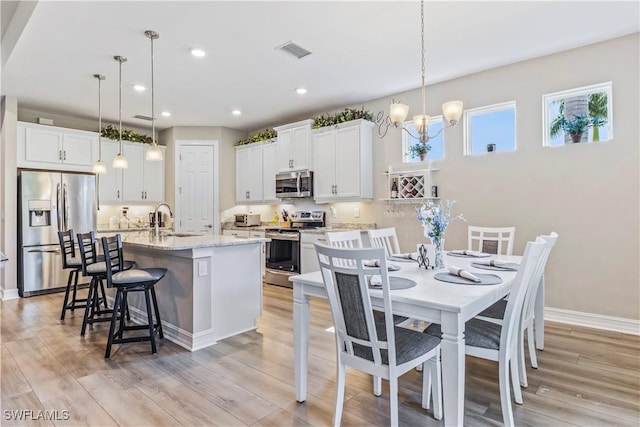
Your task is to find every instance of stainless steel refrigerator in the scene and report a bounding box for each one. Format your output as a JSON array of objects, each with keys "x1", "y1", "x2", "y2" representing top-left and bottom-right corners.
[{"x1": 18, "y1": 170, "x2": 96, "y2": 297}]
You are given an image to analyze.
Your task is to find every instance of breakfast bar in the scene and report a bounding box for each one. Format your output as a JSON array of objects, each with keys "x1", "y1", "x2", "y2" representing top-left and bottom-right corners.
[{"x1": 119, "y1": 232, "x2": 269, "y2": 351}]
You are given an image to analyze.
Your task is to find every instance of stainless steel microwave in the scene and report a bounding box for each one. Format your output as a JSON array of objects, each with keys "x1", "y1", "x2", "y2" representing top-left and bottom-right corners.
[{"x1": 275, "y1": 170, "x2": 313, "y2": 198}]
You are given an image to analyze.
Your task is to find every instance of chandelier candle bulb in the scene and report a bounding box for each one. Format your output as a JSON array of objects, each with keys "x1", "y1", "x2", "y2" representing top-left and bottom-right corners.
[{"x1": 389, "y1": 103, "x2": 409, "y2": 124}]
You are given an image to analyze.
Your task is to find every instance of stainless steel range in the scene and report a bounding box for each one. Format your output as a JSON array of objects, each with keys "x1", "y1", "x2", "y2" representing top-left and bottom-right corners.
[{"x1": 264, "y1": 211, "x2": 325, "y2": 288}]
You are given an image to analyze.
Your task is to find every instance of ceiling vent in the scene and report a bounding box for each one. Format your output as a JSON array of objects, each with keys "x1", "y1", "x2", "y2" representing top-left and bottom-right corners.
[
  {"x1": 133, "y1": 114, "x2": 154, "y2": 121},
  {"x1": 275, "y1": 41, "x2": 311, "y2": 60}
]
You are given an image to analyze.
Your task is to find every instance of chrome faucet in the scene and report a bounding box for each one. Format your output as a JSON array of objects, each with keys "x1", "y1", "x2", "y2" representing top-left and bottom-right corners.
[{"x1": 153, "y1": 202, "x2": 174, "y2": 237}]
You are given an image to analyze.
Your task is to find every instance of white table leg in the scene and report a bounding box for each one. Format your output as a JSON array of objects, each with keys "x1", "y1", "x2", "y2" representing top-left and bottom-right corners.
[
  {"x1": 294, "y1": 283, "x2": 310, "y2": 402},
  {"x1": 535, "y1": 275, "x2": 545, "y2": 350},
  {"x1": 440, "y1": 312, "x2": 465, "y2": 427}
]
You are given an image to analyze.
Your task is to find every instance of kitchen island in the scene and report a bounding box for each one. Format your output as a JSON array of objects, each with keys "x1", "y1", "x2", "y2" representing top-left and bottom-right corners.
[{"x1": 119, "y1": 232, "x2": 269, "y2": 351}]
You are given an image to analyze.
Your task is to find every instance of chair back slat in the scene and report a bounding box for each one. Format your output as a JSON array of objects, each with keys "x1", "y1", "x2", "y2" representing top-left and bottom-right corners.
[
  {"x1": 367, "y1": 228, "x2": 401, "y2": 258},
  {"x1": 316, "y1": 244, "x2": 395, "y2": 367},
  {"x1": 500, "y1": 239, "x2": 545, "y2": 358},
  {"x1": 101, "y1": 235, "x2": 124, "y2": 285},
  {"x1": 57, "y1": 229, "x2": 75, "y2": 268},
  {"x1": 325, "y1": 230, "x2": 363, "y2": 267},
  {"x1": 76, "y1": 231, "x2": 97, "y2": 274},
  {"x1": 468, "y1": 226, "x2": 515, "y2": 255}
]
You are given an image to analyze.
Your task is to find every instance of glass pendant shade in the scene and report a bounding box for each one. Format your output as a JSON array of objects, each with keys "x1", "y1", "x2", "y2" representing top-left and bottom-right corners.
[
  {"x1": 145, "y1": 144, "x2": 163, "y2": 161},
  {"x1": 413, "y1": 114, "x2": 431, "y2": 133},
  {"x1": 442, "y1": 100, "x2": 464, "y2": 125},
  {"x1": 389, "y1": 103, "x2": 409, "y2": 125},
  {"x1": 92, "y1": 160, "x2": 107, "y2": 174},
  {"x1": 113, "y1": 153, "x2": 128, "y2": 169}
]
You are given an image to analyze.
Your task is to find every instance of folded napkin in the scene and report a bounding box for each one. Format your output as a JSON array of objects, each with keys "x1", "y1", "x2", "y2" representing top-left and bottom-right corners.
[
  {"x1": 450, "y1": 249, "x2": 486, "y2": 257},
  {"x1": 448, "y1": 266, "x2": 481, "y2": 283},
  {"x1": 364, "y1": 259, "x2": 381, "y2": 267},
  {"x1": 369, "y1": 275, "x2": 382, "y2": 287},
  {"x1": 476, "y1": 259, "x2": 519, "y2": 267},
  {"x1": 391, "y1": 252, "x2": 418, "y2": 260}
]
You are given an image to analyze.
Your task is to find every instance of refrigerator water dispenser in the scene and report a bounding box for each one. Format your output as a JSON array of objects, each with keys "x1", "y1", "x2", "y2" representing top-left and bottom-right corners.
[{"x1": 28, "y1": 200, "x2": 51, "y2": 227}]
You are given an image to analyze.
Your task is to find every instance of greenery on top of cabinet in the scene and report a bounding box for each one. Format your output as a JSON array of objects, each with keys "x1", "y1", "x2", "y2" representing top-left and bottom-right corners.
[
  {"x1": 101, "y1": 125, "x2": 155, "y2": 144},
  {"x1": 312, "y1": 107, "x2": 374, "y2": 129},
  {"x1": 235, "y1": 128, "x2": 277, "y2": 146}
]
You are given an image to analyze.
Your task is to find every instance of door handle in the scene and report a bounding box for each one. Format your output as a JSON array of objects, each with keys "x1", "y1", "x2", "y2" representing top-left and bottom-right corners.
[
  {"x1": 205, "y1": 224, "x2": 213, "y2": 228},
  {"x1": 63, "y1": 150, "x2": 67, "y2": 161},
  {"x1": 63, "y1": 183, "x2": 69, "y2": 231},
  {"x1": 296, "y1": 172, "x2": 301, "y2": 194},
  {"x1": 56, "y1": 183, "x2": 62, "y2": 231},
  {"x1": 117, "y1": 189, "x2": 120, "y2": 199},
  {"x1": 58, "y1": 150, "x2": 62, "y2": 160}
]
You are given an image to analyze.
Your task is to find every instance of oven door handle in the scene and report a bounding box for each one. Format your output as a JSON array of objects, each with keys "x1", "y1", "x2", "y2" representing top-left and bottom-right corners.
[{"x1": 265, "y1": 232, "x2": 299, "y2": 241}]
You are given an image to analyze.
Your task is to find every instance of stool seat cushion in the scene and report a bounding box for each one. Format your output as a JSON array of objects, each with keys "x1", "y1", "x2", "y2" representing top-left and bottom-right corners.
[
  {"x1": 112, "y1": 268, "x2": 167, "y2": 285},
  {"x1": 86, "y1": 260, "x2": 135, "y2": 273}
]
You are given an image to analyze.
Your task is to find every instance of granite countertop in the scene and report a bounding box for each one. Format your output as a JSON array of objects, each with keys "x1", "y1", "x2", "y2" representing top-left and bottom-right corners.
[
  {"x1": 220, "y1": 222, "x2": 376, "y2": 235},
  {"x1": 120, "y1": 231, "x2": 269, "y2": 251},
  {"x1": 97, "y1": 225, "x2": 173, "y2": 233}
]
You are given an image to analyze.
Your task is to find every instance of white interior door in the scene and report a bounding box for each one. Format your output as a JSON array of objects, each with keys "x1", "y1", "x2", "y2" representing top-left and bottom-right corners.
[{"x1": 178, "y1": 144, "x2": 215, "y2": 234}]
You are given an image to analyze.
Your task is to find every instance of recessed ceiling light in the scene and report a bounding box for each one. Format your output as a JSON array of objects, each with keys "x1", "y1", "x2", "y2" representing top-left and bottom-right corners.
[
  {"x1": 190, "y1": 48, "x2": 206, "y2": 58},
  {"x1": 295, "y1": 88, "x2": 307, "y2": 95},
  {"x1": 232, "y1": 109, "x2": 242, "y2": 116},
  {"x1": 161, "y1": 111, "x2": 171, "y2": 117},
  {"x1": 133, "y1": 84, "x2": 146, "y2": 92}
]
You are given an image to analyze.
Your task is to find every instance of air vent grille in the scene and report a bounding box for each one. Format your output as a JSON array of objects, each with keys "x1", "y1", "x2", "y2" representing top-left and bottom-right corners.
[
  {"x1": 276, "y1": 41, "x2": 311, "y2": 59},
  {"x1": 133, "y1": 114, "x2": 154, "y2": 121}
]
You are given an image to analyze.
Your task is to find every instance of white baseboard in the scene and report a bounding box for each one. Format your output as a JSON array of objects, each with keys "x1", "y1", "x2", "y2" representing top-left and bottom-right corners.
[
  {"x1": 114, "y1": 297, "x2": 218, "y2": 352},
  {"x1": 1, "y1": 288, "x2": 20, "y2": 300},
  {"x1": 545, "y1": 307, "x2": 640, "y2": 335}
]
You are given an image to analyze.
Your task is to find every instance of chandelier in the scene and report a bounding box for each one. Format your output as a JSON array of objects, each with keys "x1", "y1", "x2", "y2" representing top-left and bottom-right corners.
[{"x1": 376, "y1": 0, "x2": 463, "y2": 144}]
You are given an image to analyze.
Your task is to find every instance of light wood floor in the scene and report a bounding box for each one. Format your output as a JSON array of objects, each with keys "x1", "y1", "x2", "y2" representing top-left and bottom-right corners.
[{"x1": 1, "y1": 284, "x2": 639, "y2": 426}]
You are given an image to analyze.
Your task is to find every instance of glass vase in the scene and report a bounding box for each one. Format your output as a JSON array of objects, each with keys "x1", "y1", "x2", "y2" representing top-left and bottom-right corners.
[{"x1": 431, "y1": 237, "x2": 445, "y2": 269}]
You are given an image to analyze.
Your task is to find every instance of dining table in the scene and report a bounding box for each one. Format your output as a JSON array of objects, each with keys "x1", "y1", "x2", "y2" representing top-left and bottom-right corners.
[{"x1": 290, "y1": 251, "x2": 523, "y2": 426}]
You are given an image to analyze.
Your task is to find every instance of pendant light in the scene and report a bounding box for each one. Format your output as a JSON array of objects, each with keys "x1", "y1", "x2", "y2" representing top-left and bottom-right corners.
[
  {"x1": 112, "y1": 55, "x2": 128, "y2": 169},
  {"x1": 145, "y1": 30, "x2": 163, "y2": 161},
  {"x1": 92, "y1": 74, "x2": 107, "y2": 174}
]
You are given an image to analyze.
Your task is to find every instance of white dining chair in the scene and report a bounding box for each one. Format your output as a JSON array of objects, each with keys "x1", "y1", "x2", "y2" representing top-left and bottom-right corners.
[
  {"x1": 367, "y1": 227, "x2": 401, "y2": 258},
  {"x1": 315, "y1": 244, "x2": 442, "y2": 426},
  {"x1": 424, "y1": 238, "x2": 546, "y2": 427},
  {"x1": 325, "y1": 230, "x2": 363, "y2": 249},
  {"x1": 476, "y1": 232, "x2": 559, "y2": 387},
  {"x1": 468, "y1": 226, "x2": 516, "y2": 255}
]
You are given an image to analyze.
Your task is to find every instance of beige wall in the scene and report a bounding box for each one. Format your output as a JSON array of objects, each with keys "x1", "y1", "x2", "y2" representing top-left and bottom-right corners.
[{"x1": 358, "y1": 34, "x2": 638, "y2": 320}]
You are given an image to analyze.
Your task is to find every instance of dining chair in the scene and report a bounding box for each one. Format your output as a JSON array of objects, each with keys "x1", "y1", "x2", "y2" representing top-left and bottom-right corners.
[
  {"x1": 476, "y1": 232, "x2": 558, "y2": 387},
  {"x1": 315, "y1": 243, "x2": 442, "y2": 426},
  {"x1": 424, "y1": 238, "x2": 546, "y2": 427},
  {"x1": 468, "y1": 226, "x2": 515, "y2": 255},
  {"x1": 367, "y1": 227, "x2": 401, "y2": 258}
]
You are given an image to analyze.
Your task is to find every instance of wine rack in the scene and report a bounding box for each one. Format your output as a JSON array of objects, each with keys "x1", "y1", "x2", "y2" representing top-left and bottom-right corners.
[{"x1": 382, "y1": 168, "x2": 439, "y2": 202}]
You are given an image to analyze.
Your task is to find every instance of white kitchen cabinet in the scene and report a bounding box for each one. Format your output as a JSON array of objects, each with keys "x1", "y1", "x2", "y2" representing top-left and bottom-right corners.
[
  {"x1": 300, "y1": 233, "x2": 327, "y2": 274},
  {"x1": 17, "y1": 122, "x2": 98, "y2": 172},
  {"x1": 235, "y1": 144, "x2": 264, "y2": 203},
  {"x1": 312, "y1": 119, "x2": 374, "y2": 203},
  {"x1": 222, "y1": 229, "x2": 249, "y2": 238},
  {"x1": 223, "y1": 229, "x2": 266, "y2": 276},
  {"x1": 262, "y1": 142, "x2": 278, "y2": 203},
  {"x1": 274, "y1": 119, "x2": 313, "y2": 171},
  {"x1": 98, "y1": 140, "x2": 165, "y2": 205},
  {"x1": 235, "y1": 140, "x2": 278, "y2": 204}
]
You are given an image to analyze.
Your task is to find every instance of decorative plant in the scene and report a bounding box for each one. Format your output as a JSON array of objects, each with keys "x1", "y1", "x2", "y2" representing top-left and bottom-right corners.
[
  {"x1": 235, "y1": 128, "x2": 277, "y2": 146},
  {"x1": 550, "y1": 113, "x2": 597, "y2": 143},
  {"x1": 101, "y1": 125, "x2": 155, "y2": 144},
  {"x1": 313, "y1": 107, "x2": 374, "y2": 129},
  {"x1": 408, "y1": 142, "x2": 430, "y2": 160}
]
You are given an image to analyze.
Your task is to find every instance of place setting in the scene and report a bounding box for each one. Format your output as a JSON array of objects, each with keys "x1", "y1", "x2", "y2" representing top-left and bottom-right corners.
[
  {"x1": 364, "y1": 259, "x2": 401, "y2": 271},
  {"x1": 368, "y1": 274, "x2": 417, "y2": 290},
  {"x1": 471, "y1": 259, "x2": 520, "y2": 271},
  {"x1": 447, "y1": 249, "x2": 492, "y2": 258},
  {"x1": 434, "y1": 265, "x2": 503, "y2": 285},
  {"x1": 387, "y1": 252, "x2": 419, "y2": 263}
]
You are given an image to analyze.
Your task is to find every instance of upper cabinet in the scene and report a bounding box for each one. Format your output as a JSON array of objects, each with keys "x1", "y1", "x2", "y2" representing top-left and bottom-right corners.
[
  {"x1": 235, "y1": 140, "x2": 278, "y2": 204},
  {"x1": 99, "y1": 140, "x2": 165, "y2": 205},
  {"x1": 17, "y1": 122, "x2": 98, "y2": 172},
  {"x1": 312, "y1": 119, "x2": 374, "y2": 203},
  {"x1": 274, "y1": 119, "x2": 313, "y2": 171}
]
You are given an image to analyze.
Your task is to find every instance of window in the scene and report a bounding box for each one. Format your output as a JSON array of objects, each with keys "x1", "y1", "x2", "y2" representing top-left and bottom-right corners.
[
  {"x1": 402, "y1": 116, "x2": 444, "y2": 163},
  {"x1": 542, "y1": 82, "x2": 612, "y2": 147},
  {"x1": 463, "y1": 101, "x2": 516, "y2": 155}
]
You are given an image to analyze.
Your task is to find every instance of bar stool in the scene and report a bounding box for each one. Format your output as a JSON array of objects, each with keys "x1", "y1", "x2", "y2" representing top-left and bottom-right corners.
[
  {"x1": 58, "y1": 229, "x2": 87, "y2": 320},
  {"x1": 77, "y1": 231, "x2": 134, "y2": 336},
  {"x1": 101, "y1": 234, "x2": 166, "y2": 359}
]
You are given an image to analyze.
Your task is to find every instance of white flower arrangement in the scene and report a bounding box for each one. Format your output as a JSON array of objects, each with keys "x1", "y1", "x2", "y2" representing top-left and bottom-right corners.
[{"x1": 416, "y1": 200, "x2": 466, "y2": 242}]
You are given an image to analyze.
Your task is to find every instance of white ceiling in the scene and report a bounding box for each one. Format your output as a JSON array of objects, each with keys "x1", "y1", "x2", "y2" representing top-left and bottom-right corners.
[{"x1": 2, "y1": 1, "x2": 639, "y2": 133}]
